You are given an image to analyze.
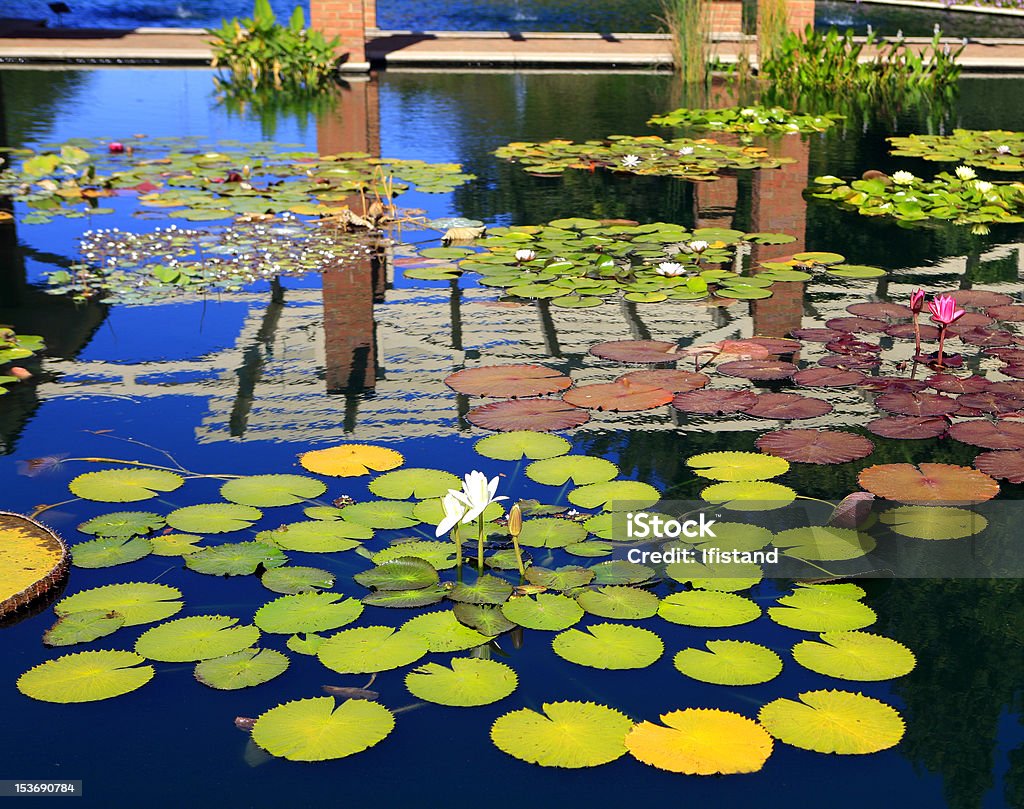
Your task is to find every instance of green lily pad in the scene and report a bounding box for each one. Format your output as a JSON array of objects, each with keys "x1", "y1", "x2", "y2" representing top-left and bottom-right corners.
[
  {"x1": 526, "y1": 456, "x2": 619, "y2": 486},
  {"x1": 673, "y1": 640, "x2": 782, "y2": 685},
  {"x1": 135, "y1": 615, "x2": 261, "y2": 662},
  {"x1": 219, "y1": 474, "x2": 327, "y2": 507},
  {"x1": 567, "y1": 480, "x2": 661, "y2": 511},
  {"x1": 576, "y1": 585, "x2": 659, "y2": 619},
  {"x1": 372, "y1": 540, "x2": 457, "y2": 570},
  {"x1": 402, "y1": 610, "x2": 494, "y2": 651},
  {"x1": 368, "y1": 468, "x2": 462, "y2": 500},
  {"x1": 448, "y1": 573, "x2": 514, "y2": 605},
  {"x1": 773, "y1": 527, "x2": 876, "y2": 561},
  {"x1": 256, "y1": 520, "x2": 372, "y2": 552},
  {"x1": 252, "y1": 697, "x2": 395, "y2": 762},
  {"x1": 517, "y1": 517, "x2": 587, "y2": 549},
  {"x1": 879, "y1": 505, "x2": 988, "y2": 540},
  {"x1": 317, "y1": 626, "x2": 428, "y2": 674},
  {"x1": 341, "y1": 501, "x2": 420, "y2": 530},
  {"x1": 78, "y1": 511, "x2": 165, "y2": 538},
  {"x1": 700, "y1": 481, "x2": 796, "y2": 511},
  {"x1": 564, "y1": 540, "x2": 614, "y2": 557},
  {"x1": 72, "y1": 536, "x2": 151, "y2": 568},
  {"x1": 166, "y1": 503, "x2": 262, "y2": 534},
  {"x1": 475, "y1": 431, "x2": 571, "y2": 461},
  {"x1": 686, "y1": 451, "x2": 790, "y2": 482},
  {"x1": 286, "y1": 633, "x2": 324, "y2": 656},
  {"x1": 658, "y1": 591, "x2": 761, "y2": 627},
  {"x1": 453, "y1": 603, "x2": 517, "y2": 635},
  {"x1": 501, "y1": 593, "x2": 584, "y2": 631},
  {"x1": 43, "y1": 609, "x2": 126, "y2": 647},
  {"x1": 17, "y1": 650, "x2": 154, "y2": 703},
  {"x1": 54, "y1": 582, "x2": 182, "y2": 627},
  {"x1": 525, "y1": 565, "x2": 594, "y2": 591},
  {"x1": 354, "y1": 557, "x2": 440, "y2": 591},
  {"x1": 150, "y1": 534, "x2": 204, "y2": 556},
  {"x1": 184, "y1": 541, "x2": 287, "y2": 576},
  {"x1": 405, "y1": 658, "x2": 518, "y2": 706},
  {"x1": 363, "y1": 586, "x2": 448, "y2": 608},
  {"x1": 261, "y1": 565, "x2": 335, "y2": 594},
  {"x1": 255, "y1": 592, "x2": 364, "y2": 634},
  {"x1": 768, "y1": 590, "x2": 877, "y2": 632},
  {"x1": 69, "y1": 468, "x2": 184, "y2": 503},
  {"x1": 792, "y1": 631, "x2": 916, "y2": 680},
  {"x1": 491, "y1": 701, "x2": 633, "y2": 768},
  {"x1": 591, "y1": 560, "x2": 655, "y2": 585},
  {"x1": 194, "y1": 648, "x2": 289, "y2": 690},
  {"x1": 552, "y1": 623, "x2": 663, "y2": 669}
]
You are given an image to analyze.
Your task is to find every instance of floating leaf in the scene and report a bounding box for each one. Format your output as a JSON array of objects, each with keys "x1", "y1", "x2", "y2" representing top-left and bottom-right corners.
[
  {"x1": 658, "y1": 591, "x2": 761, "y2": 627},
  {"x1": 756, "y1": 429, "x2": 875, "y2": 464},
  {"x1": 689, "y1": 521, "x2": 773, "y2": 551},
  {"x1": 858, "y1": 463, "x2": 999, "y2": 503},
  {"x1": 948, "y1": 419, "x2": 1024, "y2": 450},
  {"x1": 69, "y1": 468, "x2": 184, "y2": 502},
  {"x1": 150, "y1": 533, "x2": 204, "y2": 556},
  {"x1": 412, "y1": 498, "x2": 503, "y2": 525},
  {"x1": 866, "y1": 416, "x2": 948, "y2": 440},
  {"x1": 773, "y1": 527, "x2": 876, "y2": 561},
  {"x1": 166, "y1": 503, "x2": 262, "y2": 534},
  {"x1": 793, "y1": 367, "x2": 865, "y2": 388},
  {"x1": 368, "y1": 468, "x2": 461, "y2": 500},
  {"x1": 673, "y1": 640, "x2": 782, "y2": 685},
  {"x1": 563, "y1": 381, "x2": 674, "y2": 412},
  {"x1": 501, "y1": 593, "x2": 584, "y2": 630},
  {"x1": 718, "y1": 360, "x2": 798, "y2": 380},
  {"x1": 0, "y1": 512, "x2": 68, "y2": 617},
  {"x1": 879, "y1": 505, "x2": 987, "y2": 539},
  {"x1": 526, "y1": 457, "x2": 619, "y2": 488},
  {"x1": 591, "y1": 560, "x2": 655, "y2": 585},
  {"x1": 672, "y1": 388, "x2": 758, "y2": 415},
  {"x1": 252, "y1": 697, "x2": 395, "y2": 762},
  {"x1": 448, "y1": 573, "x2": 513, "y2": 605},
  {"x1": 261, "y1": 565, "x2": 335, "y2": 594},
  {"x1": 135, "y1": 615, "x2": 261, "y2": 662},
  {"x1": 575, "y1": 586, "x2": 659, "y2": 619},
  {"x1": 194, "y1": 648, "x2": 289, "y2": 690},
  {"x1": 565, "y1": 540, "x2": 614, "y2": 557},
  {"x1": 552, "y1": 623, "x2": 663, "y2": 669},
  {"x1": 405, "y1": 658, "x2": 517, "y2": 706},
  {"x1": 342, "y1": 501, "x2": 420, "y2": 530},
  {"x1": 491, "y1": 701, "x2": 633, "y2": 768},
  {"x1": 372, "y1": 540, "x2": 456, "y2": 569},
  {"x1": 626, "y1": 709, "x2": 773, "y2": 775},
  {"x1": 72, "y1": 536, "x2": 151, "y2": 568},
  {"x1": 363, "y1": 586, "x2": 448, "y2": 608},
  {"x1": 256, "y1": 520, "x2": 372, "y2": 552},
  {"x1": 792, "y1": 632, "x2": 916, "y2": 681},
  {"x1": 453, "y1": 603, "x2": 517, "y2": 635},
  {"x1": 286, "y1": 633, "x2": 324, "y2": 656},
  {"x1": 220, "y1": 474, "x2": 327, "y2": 507},
  {"x1": 468, "y1": 399, "x2": 590, "y2": 432},
  {"x1": 567, "y1": 480, "x2": 660, "y2": 511},
  {"x1": 686, "y1": 451, "x2": 789, "y2": 481},
  {"x1": 590, "y1": 339, "x2": 680, "y2": 364},
  {"x1": 255, "y1": 593, "x2": 363, "y2": 634},
  {"x1": 185, "y1": 541, "x2": 287, "y2": 576},
  {"x1": 700, "y1": 481, "x2": 796, "y2": 510},
  {"x1": 876, "y1": 391, "x2": 959, "y2": 417},
  {"x1": 617, "y1": 369, "x2": 708, "y2": 392},
  {"x1": 299, "y1": 444, "x2": 404, "y2": 477},
  {"x1": 318, "y1": 626, "x2": 428, "y2": 673},
  {"x1": 78, "y1": 511, "x2": 164, "y2": 537},
  {"x1": 758, "y1": 690, "x2": 904, "y2": 754},
  {"x1": 43, "y1": 609, "x2": 125, "y2": 647},
  {"x1": 768, "y1": 591, "x2": 876, "y2": 632},
  {"x1": 744, "y1": 393, "x2": 833, "y2": 420},
  {"x1": 475, "y1": 431, "x2": 571, "y2": 461},
  {"x1": 17, "y1": 650, "x2": 154, "y2": 703},
  {"x1": 445, "y1": 364, "x2": 572, "y2": 397},
  {"x1": 974, "y1": 449, "x2": 1024, "y2": 483},
  {"x1": 525, "y1": 565, "x2": 594, "y2": 591},
  {"x1": 517, "y1": 517, "x2": 587, "y2": 549},
  {"x1": 55, "y1": 582, "x2": 182, "y2": 627},
  {"x1": 402, "y1": 610, "x2": 494, "y2": 651},
  {"x1": 355, "y1": 557, "x2": 440, "y2": 591}
]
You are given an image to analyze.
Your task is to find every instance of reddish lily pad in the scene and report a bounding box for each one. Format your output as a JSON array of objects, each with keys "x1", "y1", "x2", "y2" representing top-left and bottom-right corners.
[
  {"x1": 845, "y1": 302, "x2": 912, "y2": 321},
  {"x1": 744, "y1": 394, "x2": 833, "y2": 420},
  {"x1": 745, "y1": 337, "x2": 802, "y2": 354},
  {"x1": 590, "y1": 340, "x2": 680, "y2": 364},
  {"x1": 958, "y1": 329, "x2": 1015, "y2": 348},
  {"x1": 445, "y1": 364, "x2": 572, "y2": 398},
  {"x1": 818, "y1": 355, "x2": 879, "y2": 371},
  {"x1": 790, "y1": 328, "x2": 849, "y2": 342},
  {"x1": 717, "y1": 360, "x2": 798, "y2": 381},
  {"x1": 866, "y1": 416, "x2": 948, "y2": 440},
  {"x1": 945, "y1": 312, "x2": 994, "y2": 330},
  {"x1": 956, "y1": 391, "x2": 1024, "y2": 415},
  {"x1": 875, "y1": 392, "x2": 959, "y2": 417},
  {"x1": 826, "y1": 337, "x2": 881, "y2": 355},
  {"x1": 756, "y1": 429, "x2": 875, "y2": 465},
  {"x1": 989, "y1": 381, "x2": 1024, "y2": 397},
  {"x1": 562, "y1": 382, "x2": 673, "y2": 412},
  {"x1": 468, "y1": 399, "x2": 590, "y2": 432},
  {"x1": 793, "y1": 367, "x2": 865, "y2": 388},
  {"x1": 926, "y1": 374, "x2": 990, "y2": 395},
  {"x1": 949, "y1": 419, "x2": 1024, "y2": 450},
  {"x1": 616, "y1": 370, "x2": 708, "y2": 393},
  {"x1": 986, "y1": 304, "x2": 1024, "y2": 322},
  {"x1": 949, "y1": 290, "x2": 1012, "y2": 308},
  {"x1": 672, "y1": 389, "x2": 758, "y2": 415},
  {"x1": 858, "y1": 463, "x2": 999, "y2": 504},
  {"x1": 861, "y1": 377, "x2": 928, "y2": 393},
  {"x1": 885, "y1": 323, "x2": 940, "y2": 341},
  {"x1": 986, "y1": 348, "x2": 1024, "y2": 363},
  {"x1": 825, "y1": 317, "x2": 887, "y2": 334},
  {"x1": 999, "y1": 365, "x2": 1024, "y2": 379},
  {"x1": 974, "y1": 450, "x2": 1024, "y2": 484}
]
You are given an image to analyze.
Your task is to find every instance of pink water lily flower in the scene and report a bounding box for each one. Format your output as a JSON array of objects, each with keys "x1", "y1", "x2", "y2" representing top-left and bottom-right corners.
[
  {"x1": 909, "y1": 288, "x2": 926, "y2": 313},
  {"x1": 927, "y1": 294, "x2": 965, "y2": 326}
]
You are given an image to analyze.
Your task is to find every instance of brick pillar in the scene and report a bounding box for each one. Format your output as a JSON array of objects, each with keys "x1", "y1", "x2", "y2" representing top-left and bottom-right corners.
[
  {"x1": 310, "y1": 0, "x2": 374, "y2": 70},
  {"x1": 785, "y1": 0, "x2": 814, "y2": 32},
  {"x1": 710, "y1": 0, "x2": 743, "y2": 35}
]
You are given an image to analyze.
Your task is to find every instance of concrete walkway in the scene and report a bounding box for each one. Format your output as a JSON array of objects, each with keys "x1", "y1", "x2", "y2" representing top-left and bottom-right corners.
[{"x1": 2, "y1": 21, "x2": 1024, "y2": 71}]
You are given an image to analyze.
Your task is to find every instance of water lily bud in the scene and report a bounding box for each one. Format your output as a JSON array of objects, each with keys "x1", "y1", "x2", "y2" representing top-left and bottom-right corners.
[
  {"x1": 954, "y1": 165, "x2": 976, "y2": 181},
  {"x1": 514, "y1": 248, "x2": 536, "y2": 262},
  {"x1": 508, "y1": 503, "x2": 523, "y2": 538},
  {"x1": 108, "y1": 141, "x2": 125, "y2": 154}
]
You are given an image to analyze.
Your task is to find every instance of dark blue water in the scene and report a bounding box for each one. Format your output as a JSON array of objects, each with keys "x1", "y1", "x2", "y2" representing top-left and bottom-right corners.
[{"x1": 3, "y1": 67, "x2": 1024, "y2": 809}]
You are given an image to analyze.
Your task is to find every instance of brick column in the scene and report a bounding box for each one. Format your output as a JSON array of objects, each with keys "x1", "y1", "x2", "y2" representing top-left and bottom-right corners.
[
  {"x1": 310, "y1": 0, "x2": 374, "y2": 71},
  {"x1": 785, "y1": 0, "x2": 814, "y2": 32},
  {"x1": 710, "y1": 0, "x2": 743, "y2": 36}
]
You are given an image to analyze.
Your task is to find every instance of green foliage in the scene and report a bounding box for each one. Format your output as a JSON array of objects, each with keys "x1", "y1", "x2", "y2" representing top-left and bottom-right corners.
[
  {"x1": 658, "y1": 0, "x2": 709, "y2": 84},
  {"x1": 209, "y1": 1, "x2": 340, "y2": 93},
  {"x1": 649, "y1": 105, "x2": 839, "y2": 135},
  {"x1": 0, "y1": 327, "x2": 43, "y2": 395}
]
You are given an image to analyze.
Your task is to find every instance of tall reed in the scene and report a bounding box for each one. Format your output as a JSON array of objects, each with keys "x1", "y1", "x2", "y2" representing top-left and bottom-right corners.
[
  {"x1": 757, "y1": 0, "x2": 789, "y2": 66},
  {"x1": 659, "y1": 0, "x2": 710, "y2": 85}
]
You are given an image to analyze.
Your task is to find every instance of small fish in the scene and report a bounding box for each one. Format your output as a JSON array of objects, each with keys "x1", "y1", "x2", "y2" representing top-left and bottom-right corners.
[{"x1": 322, "y1": 685, "x2": 379, "y2": 701}]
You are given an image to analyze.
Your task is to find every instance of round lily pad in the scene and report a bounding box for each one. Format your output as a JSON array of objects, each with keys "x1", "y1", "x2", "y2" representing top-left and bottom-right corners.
[
  {"x1": 342, "y1": 501, "x2": 420, "y2": 530},
  {"x1": 447, "y1": 573, "x2": 514, "y2": 605},
  {"x1": 792, "y1": 632, "x2": 916, "y2": 681},
  {"x1": 491, "y1": 701, "x2": 633, "y2": 768},
  {"x1": 17, "y1": 650, "x2": 154, "y2": 703},
  {"x1": 401, "y1": 610, "x2": 493, "y2": 651},
  {"x1": 755, "y1": 429, "x2": 875, "y2": 464},
  {"x1": 150, "y1": 534, "x2": 204, "y2": 556},
  {"x1": 368, "y1": 468, "x2": 462, "y2": 500},
  {"x1": 590, "y1": 340, "x2": 680, "y2": 364},
  {"x1": 445, "y1": 364, "x2": 572, "y2": 397},
  {"x1": 255, "y1": 593, "x2": 364, "y2": 634},
  {"x1": 673, "y1": 640, "x2": 781, "y2": 685},
  {"x1": 317, "y1": 626, "x2": 428, "y2": 674},
  {"x1": 552, "y1": 623, "x2": 663, "y2": 669},
  {"x1": 468, "y1": 399, "x2": 590, "y2": 432},
  {"x1": 43, "y1": 609, "x2": 126, "y2": 647},
  {"x1": 658, "y1": 591, "x2": 760, "y2": 627},
  {"x1": 575, "y1": 586, "x2": 659, "y2": 619},
  {"x1": 256, "y1": 520, "x2": 372, "y2": 551},
  {"x1": 517, "y1": 517, "x2": 587, "y2": 549},
  {"x1": 758, "y1": 690, "x2": 904, "y2": 754},
  {"x1": 526, "y1": 456, "x2": 618, "y2": 486},
  {"x1": 700, "y1": 481, "x2": 796, "y2": 510},
  {"x1": 299, "y1": 444, "x2": 404, "y2": 477},
  {"x1": 354, "y1": 557, "x2": 440, "y2": 591},
  {"x1": 768, "y1": 591, "x2": 876, "y2": 632},
  {"x1": 261, "y1": 565, "x2": 335, "y2": 594},
  {"x1": 184, "y1": 541, "x2": 287, "y2": 576},
  {"x1": 166, "y1": 503, "x2": 262, "y2": 534},
  {"x1": 562, "y1": 382, "x2": 674, "y2": 412},
  {"x1": 672, "y1": 388, "x2": 757, "y2": 415},
  {"x1": 567, "y1": 480, "x2": 660, "y2": 511},
  {"x1": 72, "y1": 536, "x2": 151, "y2": 569},
  {"x1": 69, "y1": 468, "x2": 184, "y2": 503},
  {"x1": 501, "y1": 593, "x2": 584, "y2": 630},
  {"x1": 617, "y1": 369, "x2": 708, "y2": 392},
  {"x1": 55, "y1": 582, "x2": 182, "y2": 627},
  {"x1": 686, "y1": 451, "x2": 789, "y2": 481},
  {"x1": 252, "y1": 697, "x2": 395, "y2": 762},
  {"x1": 773, "y1": 526, "x2": 876, "y2": 561},
  {"x1": 194, "y1": 648, "x2": 289, "y2": 690},
  {"x1": 405, "y1": 658, "x2": 517, "y2": 706},
  {"x1": 220, "y1": 474, "x2": 327, "y2": 507},
  {"x1": 475, "y1": 431, "x2": 571, "y2": 461},
  {"x1": 858, "y1": 463, "x2": 999, "y2": 503},
  {"x1": 525, "y1": 565, "x2": 594, "y2": 591},
  {"x1": 77, "y1": 511, "x2": 164, "y2": 538},
  {"x1": 135, "y1": 615, "x2": 261, "y2": 662}
]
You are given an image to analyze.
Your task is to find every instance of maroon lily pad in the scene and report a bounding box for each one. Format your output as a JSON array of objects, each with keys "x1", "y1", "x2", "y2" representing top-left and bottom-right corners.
[
  {"x1": 875, "y1": 391, "x2": 960, "y2": 417},
  {"x1": 790, "y1": 328, "x2": 850, "y2": 343},
  {"x1": 990, "y1": 381, "x2": 1024, "y2": 397},
  {"x1": 818, "y1": 355, "x2": 880, "y2": 371},
  {"x1": 467, "y1": 399, "x2": 590, "y2": 432},
  {"x1": 755, "y1": 429, "x2": 875, "y2": 464},
  {"x1": 974, "y1": 449, "x2": 1024, "y2": 484},
  {"x1": 829, "y1": 492, "x2": 876, "y2": 529},
  {"x1": 885, "y1": 323, "x2": 941, "y2": 340},
  {"x1": 986, "y1": 348, "x2": 1024, "y2": 363},
  {"x1": 794, "y1": 367, "x2": 866, "y2": 388},
  {"x1": 445, "y1": 364, "x2": 573, "y2": 398},
  {"x1": 825, "y1": 317, "x2": 888, "y2": 334},
  {"x1": 986, "y1": 304, "x2": 1024, "y2": 322},
  {"x1": 858, "y1": 462, "x2": 999, "y2": 503},
  {"x1": 744, "y1": 393, "x2": 833, "y2": 420},
  {"x1": 957, "y1": 328, "x2": 1015, "y2": 348},
  {"x1": 926, "y1": 373, "x2": 991, "y2": 394},
  {"x1": 949, "y1": 290, "x2": 1013, "y2": 308},
  {"x1": 826, "y1": 337, "x2": 881, "y2": 354},
  {"x1": 999, "y1": 365, "x2": 1024, "y2": 379},
  {"x1": 945, "y1": 312, "x2": 994, "y2": 331},
  {"x1": 562, "y1": 382, "x2": 674, "y2": 412},
  {"x1": 860, "y1": 377, "x2": 929, "y2": 393},
  {"x1": 589, "y1": 340, "x2": 680, "y2": 364},
  {"x1": 866, "y1": 416, "x2": 949, "y2": 439},
  {"x1": 955, "y1": 391, "x2": 1024, "y2": 414},
  {"x1": 616, "y1": 369, "x2": 708, "y2": 393},
  {"x1": 717, "y1": 360, "x2": 799, "y2": 381},
  {"x1": 745, "y1": 337, "x2": 802, "y2": 354},
  {"x1": 672, "y1": 389, "x2": 758, "y2": 415},
  {"x1": 846, "y1": 302, "x2": 912, "y2": 321},
  {"x1": 948, "y1": 419, "x2": 1024, "y2": 450}
]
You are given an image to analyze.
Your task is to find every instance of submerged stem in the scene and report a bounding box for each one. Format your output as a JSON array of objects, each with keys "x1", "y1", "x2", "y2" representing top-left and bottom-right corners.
[{"x1": 477, "y1": 514, "x2": 485, "y2": 574}]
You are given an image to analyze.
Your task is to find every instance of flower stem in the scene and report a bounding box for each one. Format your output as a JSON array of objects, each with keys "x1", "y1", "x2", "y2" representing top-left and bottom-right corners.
[
  {"x1": 453, "y1": 524, "x2": 462, "y2": 571},
  {"x1": 912, "y1": 313, "x2": 921, "y2": 359},
  {"x1": 511, "y1": 533, "x2": 525, "y2": 579},
  {"x1": 477, "y1": 515, "x2": 485, "y2": 574},
  {"x1": 937, "y1": 324, "x2": 946, "y2": 367}
]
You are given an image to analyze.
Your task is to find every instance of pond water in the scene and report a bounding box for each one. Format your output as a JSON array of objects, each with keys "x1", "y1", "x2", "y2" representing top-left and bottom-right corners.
[
  {"x1": 13, "y1": 0, "x2": 1024, "y2": 37},
  {"x1": 2, "y1": 67, "x2": 1024, "y2": 809}
]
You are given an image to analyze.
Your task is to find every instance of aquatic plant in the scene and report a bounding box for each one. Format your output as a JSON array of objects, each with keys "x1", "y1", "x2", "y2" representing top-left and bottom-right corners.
[
  {"x1": 648, "y1": 105, "x2": 840, "y2": 135},
  {"x1": 657, "y1": 0, "x2": 709, "y2": 84},
  {"x1": 757, "y1": 0, "x2": 790, "y2": 66},
  {"x1": 209, "y1": 0, "x2": 339, "y2": 92},
  {"x1": 927, "y1": 294, "x2": 966, "y2": 368},
  {"x1": 0, "y1": 328, "x2": 43, "y2": 395},
  {"x1": 888, "y1": 129, "x2": 1024, "y2": 172}
]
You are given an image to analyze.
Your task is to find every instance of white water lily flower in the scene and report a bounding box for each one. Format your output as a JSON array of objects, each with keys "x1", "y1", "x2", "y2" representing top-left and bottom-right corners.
[
  {"x1": 452, "y1": 470, "x2": 508, "y2": 523},
  {"x1": 997, "y1": 144, "x2": 1011, "y2": 155},
  {"x1": 678, "y1": 146, "x2": 695, "y2": 156},
  {"x1": 435, "y1": 491, "x2": 468, "y2": 537},
  {"x1": 656, "y1": 262, "x2": 687, "y2": 277},
  {"x1": 685, "y1": 240, "x2": 710, "y2": 254},
  {"x1": 974, "y1": 179, "x2": 994, "y2": 194},
  {"x1": 954, "y1": 165, "x2": 977, "y2": 181},
  {"x1": 514, "y1": 248, "x2": 536, "y2": 262},
  {"x1": 740, "y1": 108, "x2": 756, "y2": 117},
  {"x1": 891, "y1": 171, "x2": 916, "y2": 185},
  {"x1": 621, "y1": 154, "x2": 641, "y2": 168}
]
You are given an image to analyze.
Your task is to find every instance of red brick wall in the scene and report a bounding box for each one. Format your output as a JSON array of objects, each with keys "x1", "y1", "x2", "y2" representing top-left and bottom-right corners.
[
  {"x1": 322, "y1": 257, "x2": 377, "y2": 392},
  {"x1": 710, "y1": 0, "x2": 743, "y2": 35},
  {"x1": 310, "y1": 0, "x2": 372, "y2": 65},
  {"x1": 786, "y1": 0, "x2": 815, "y2": 33},
  {"x1": 316, "y1": 78, "x2": 380, "y2": 157}
]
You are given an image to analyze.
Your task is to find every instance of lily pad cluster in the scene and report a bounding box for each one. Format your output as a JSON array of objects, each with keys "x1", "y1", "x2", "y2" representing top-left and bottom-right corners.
[
  {"x1": 809, "y1": 171, "x2": 1024, "y2": 225},
  {"x1": 0, "y1": 136, "x2": 474, "y2": 226},
  {"x1": 12, "y1": 438, "x2": 915, "y2": 771},
  {"x1": 648, "y1": 106, "x2": 840, "y2": 136},
  {"x1": 887, "y1": 129, "x2": 1024, "y2": 172},
  {"x1": 493, "y1": 136, "x2": 795, "y2": 181},
  {"x1": 45, "y1": 216, "x2": 387, "y2": 305},
  {"x1": 0, "y1": 328, "x2": 43, "y2": 395}
]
